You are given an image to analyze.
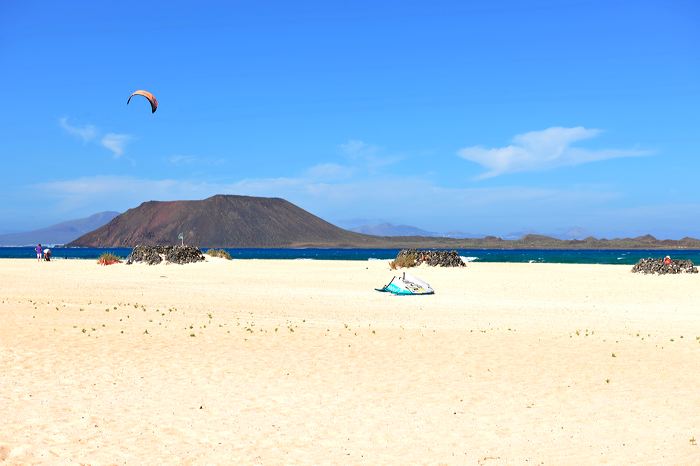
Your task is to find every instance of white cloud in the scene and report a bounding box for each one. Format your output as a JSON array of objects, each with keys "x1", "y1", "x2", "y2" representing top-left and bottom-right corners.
[
  {"x1": 338, "y1": 139, "x2": 400, "y2": 172},
  {"x1": 35, "y1": 176, "x2": 216, "y2": 213},
  {"x1": 39, "y1": 176, "x2": 197, "y2": 197},
  {"x1": 59, "y1": 117, "x2": 132, "y2": 158},
  {"x1": 33, "y1": 138, "x2": 633, "y2": 235},
  {"x1": 29, "y1": 173, "x2": 700, "y2": 239},
  {"x1": 167, "y1": 155, "x2": 226, "y2": 167},
  {"x1": 168, "y1": 155, "x2": 198, "y2": 166},
  {"x1": 339, "y1": 139, "x2": 379, "y2": 159},
  {"x1": 58, "y1": 117, "x2": 97, "y2": 143},
  {"x1": 35, "y1": 173, "x2": 619, "y2": 235},
  {"x1": 100, "y1": 133, "x2": 131, "y2": 158},
  {"x1": 458, "y1": 126, "x2": 650, "y2": 178},
  {"x1": 305, "y1": 163, "x2": 354, "y2": 180}
]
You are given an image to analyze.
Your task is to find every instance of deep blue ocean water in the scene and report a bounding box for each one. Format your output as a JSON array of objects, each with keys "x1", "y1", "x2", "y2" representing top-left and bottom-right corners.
[{"x1": 2, "y1": 247, "x2": 700, "y2": 265}]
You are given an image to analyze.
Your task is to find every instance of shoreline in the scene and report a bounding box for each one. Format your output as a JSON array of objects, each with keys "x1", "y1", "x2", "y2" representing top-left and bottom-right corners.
[{"x1": 3, "y1": 248, "x2": 700, "y2": 266}]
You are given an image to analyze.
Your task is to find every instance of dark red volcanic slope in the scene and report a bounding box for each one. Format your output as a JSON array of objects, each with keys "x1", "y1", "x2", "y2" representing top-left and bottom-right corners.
[{"x1": 69, "y1": 195, "x2": 377, "y2": 248}]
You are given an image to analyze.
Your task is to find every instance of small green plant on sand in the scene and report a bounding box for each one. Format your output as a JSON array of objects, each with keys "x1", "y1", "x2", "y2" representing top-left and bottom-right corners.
[
  {"x1": 206, "y1": 249, "x2": 232, "y2": 260},
  {"x1": 97, "y1": 252, "x2": 121, "y2": 266}
]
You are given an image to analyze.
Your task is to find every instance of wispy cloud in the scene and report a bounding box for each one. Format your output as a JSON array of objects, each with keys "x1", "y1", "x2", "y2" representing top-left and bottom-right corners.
[
  {"x1": 35, "y1": 172, "x2": 619, "y2": 234},
  {"x1": 33, "y1": 137, "x2": 635, "y2": 235},
  {"x1": 339, "y1": 139, "x2": 401, "y2": 172},
  {"x1": 59, "y1": 117, "x2": 132, "y2": 158},
  {"x1": 38, "y1": 176, "x2": 195, "y2": 197},
  {"x1": 100, "y1": 133, "x2": 131, "y2": 158},
  {"x1": 305, "y1": 163, "x2": 354, "y2": 180},
  {"x1": 167, "y1": 154, "x2": 226, "y2": 167},
  {"x1": 458, "y1": 126, "x2": 650, "y2": 178},
  {"x1": 58, "y1": 117, "x2": 97, "y2": 143},
  {"x1": 35, "y1": 176, "x2": 216, "y2": 213},
  {"x1": 339, "y1": 140, "x2": 380, "y2": 159},
  {"x1": 168, "y1": 155, "x2": 199, "y2": 166}
]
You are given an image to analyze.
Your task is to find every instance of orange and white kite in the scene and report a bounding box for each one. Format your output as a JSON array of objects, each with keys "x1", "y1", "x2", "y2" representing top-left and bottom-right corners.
[{"x1": 127, "y1": 90, "x2": 158, "y2": 113}]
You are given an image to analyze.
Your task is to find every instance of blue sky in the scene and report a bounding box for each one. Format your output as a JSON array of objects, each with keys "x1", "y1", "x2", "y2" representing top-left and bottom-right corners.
[{"x1": 1, "y1": 0, "x2": 698, "y2": 238}]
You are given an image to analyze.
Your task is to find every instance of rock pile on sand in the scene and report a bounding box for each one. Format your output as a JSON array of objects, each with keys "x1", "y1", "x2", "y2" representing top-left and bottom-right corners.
[
  {"x1": 631, "y1": 258, "x2": 698, "y2": 274},
  {"x1": 126, "y1": 245, "x2": 205, "y2": 265},
  {"x1": 392, "y1": 249, "x2": 466, "y2": 268}
]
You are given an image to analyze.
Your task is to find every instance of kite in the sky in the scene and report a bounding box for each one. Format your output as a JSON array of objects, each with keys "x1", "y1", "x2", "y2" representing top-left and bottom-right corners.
[{"x1": 127, "y1": 90, "x2": 158, "y2": 113}]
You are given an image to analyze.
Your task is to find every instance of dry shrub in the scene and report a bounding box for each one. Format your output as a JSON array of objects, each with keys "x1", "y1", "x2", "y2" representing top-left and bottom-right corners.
[
  {"x1": 389, "y1": 252, "x2": 417, "y2": 269},
  {"x1": 97, "y1": 252, "x2": 121, "y2": 266},
  {"x1": 206, "y1": 249, "x2": 232, "y2": 260}
]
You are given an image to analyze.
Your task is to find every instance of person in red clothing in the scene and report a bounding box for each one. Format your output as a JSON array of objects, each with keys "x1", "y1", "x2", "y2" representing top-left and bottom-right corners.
[{"x1": 663, "y1": 255, "x2": 672, "y2": 265}]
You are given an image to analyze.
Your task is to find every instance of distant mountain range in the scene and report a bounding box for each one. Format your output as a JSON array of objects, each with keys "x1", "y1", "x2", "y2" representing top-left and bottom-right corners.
[
  {"x1": 68, "y1": 195, "x2": 700, "y2": 249},
  {"x1": 0, "y1": 211, "x2": 120, "y2": 246},
  {"x1": 347, "y1": 222, "x2": 485, "y2": 238},
  {"x1": 346, "y1": 222, "x2": 593, "y2": 240},
  {"x1": 502, "y1": 227, "x2": 592, "y2": 241},
  {"x1": 349, "y1": 223, "x2": 439, "y2": 237}
]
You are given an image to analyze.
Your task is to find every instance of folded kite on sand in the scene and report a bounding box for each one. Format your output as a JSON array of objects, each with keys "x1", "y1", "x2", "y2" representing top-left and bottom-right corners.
[{"x1": 376, "y1": 272, "x2": 434, "y2": 295}]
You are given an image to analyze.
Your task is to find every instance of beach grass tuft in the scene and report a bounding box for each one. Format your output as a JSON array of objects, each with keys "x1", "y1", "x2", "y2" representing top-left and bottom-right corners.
[
  {"x1": 389, "y1": 252, "x2": 417, "y2": 269},
  {"x1": 97, "y1": 252, "x2": 121, "y2": 266},
  {"x1": 206, "y1": 249, "x2": 232, "y2": 260}
]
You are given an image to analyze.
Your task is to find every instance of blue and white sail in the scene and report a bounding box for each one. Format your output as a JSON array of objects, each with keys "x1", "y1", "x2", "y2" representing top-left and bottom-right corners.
[{"x1": 376, "y1": 272, "x2": 434, "y2": 295}]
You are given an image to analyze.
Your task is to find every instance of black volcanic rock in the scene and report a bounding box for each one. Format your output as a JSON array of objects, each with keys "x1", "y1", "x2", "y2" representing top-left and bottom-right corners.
[
  {"x1": 393, "y1": 249, "x2": 466, "y2": 267},
  {"x1": 631, "y1": 258, "x2": 698, "y2": 274},
  {"x1": 126, "y1": 245, "x2": 205, "y2": 265}
]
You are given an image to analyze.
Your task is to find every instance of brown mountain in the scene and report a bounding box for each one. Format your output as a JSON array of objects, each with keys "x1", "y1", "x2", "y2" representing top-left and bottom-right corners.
[
  {"x1": 69, "y1": 195, "x2": 383, "y2": 248},
  {"x1": 69, "y1": 194, "x2": 700, "y2": 249}
]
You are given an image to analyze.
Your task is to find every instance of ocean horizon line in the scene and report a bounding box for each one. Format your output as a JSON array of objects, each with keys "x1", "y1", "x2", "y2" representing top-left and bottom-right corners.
[{"x1": 3, "y1": 246, "x2": 700, "y2": 265}]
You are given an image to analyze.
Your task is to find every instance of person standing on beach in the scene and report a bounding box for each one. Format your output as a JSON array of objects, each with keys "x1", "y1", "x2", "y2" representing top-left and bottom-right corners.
[{"x1": 35, "y1": 244, "x2": 43, "y2": 262}]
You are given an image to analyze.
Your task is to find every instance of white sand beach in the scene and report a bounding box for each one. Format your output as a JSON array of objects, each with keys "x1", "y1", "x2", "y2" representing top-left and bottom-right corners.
[{"x1": 1, "y1": 258, "x2": 699, "y2": 464}]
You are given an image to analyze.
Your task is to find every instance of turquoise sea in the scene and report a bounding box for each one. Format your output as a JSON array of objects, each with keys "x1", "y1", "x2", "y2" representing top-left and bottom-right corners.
[{"x1": 2, "y1": 247, "x2": 699, "y2": 265}]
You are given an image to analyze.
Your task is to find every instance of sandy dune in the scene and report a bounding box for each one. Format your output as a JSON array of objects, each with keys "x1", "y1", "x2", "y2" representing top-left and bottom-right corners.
[{"x1": 1, "y1": 258, "x2": 699, "y2": 464}]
